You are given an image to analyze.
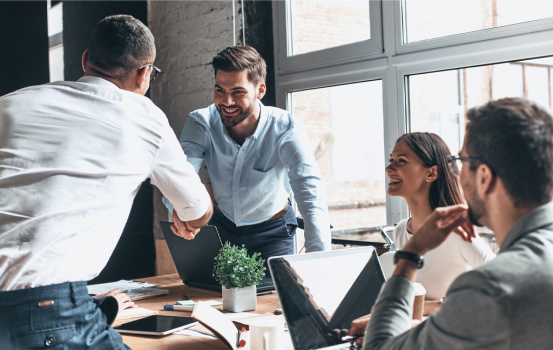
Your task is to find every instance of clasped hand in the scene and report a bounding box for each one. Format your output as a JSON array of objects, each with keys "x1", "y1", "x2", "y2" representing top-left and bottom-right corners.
[{"x1": 171, "y1": 210, "x2": 201, "y2": 240}]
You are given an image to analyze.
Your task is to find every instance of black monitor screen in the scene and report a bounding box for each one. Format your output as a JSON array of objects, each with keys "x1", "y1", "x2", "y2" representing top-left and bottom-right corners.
[{"x1": 269, "y1": 247, "x2": 384, "y2": 350}]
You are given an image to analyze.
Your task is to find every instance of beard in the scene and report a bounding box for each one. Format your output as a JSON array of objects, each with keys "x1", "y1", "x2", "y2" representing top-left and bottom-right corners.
[
  {"x1": 217, "y1": 102, "x2": 255, "y2": 128},
  {"x1": 465, "y1": 184, "x2": 486, "y2": 227},
  {"x1": 468, "y1": 206, "x2": 484, "y2": 227}
]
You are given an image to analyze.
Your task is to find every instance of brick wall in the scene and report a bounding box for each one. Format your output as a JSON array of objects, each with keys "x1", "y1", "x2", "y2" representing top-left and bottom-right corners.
[{"x1": 148, "y1": 0, "x2": 240, "y2": 274}]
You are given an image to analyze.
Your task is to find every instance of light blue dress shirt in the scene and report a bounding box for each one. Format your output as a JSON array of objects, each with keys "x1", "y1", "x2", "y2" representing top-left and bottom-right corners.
[{"x1": 163, "y1": 102, "x2": 331, "y2": 252}]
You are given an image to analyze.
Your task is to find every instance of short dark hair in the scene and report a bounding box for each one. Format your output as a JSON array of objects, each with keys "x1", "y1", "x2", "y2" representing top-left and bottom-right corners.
[
  {"x1": 466, "y1": 98, "x2": 553, "y2": 208},
  {"x1": 88, "y1": 15, "x2": 155, "y2": 81},
  {"x1": 397, "y1": 132, "x2": 464, "y2": 210},
  {"x1": 212, "y1": 46, "x2": 267, "y2": 86}
]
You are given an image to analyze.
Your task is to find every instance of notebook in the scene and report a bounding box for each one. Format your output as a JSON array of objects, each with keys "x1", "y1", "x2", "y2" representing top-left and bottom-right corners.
[
  {"x1": 160, "y1": 222, "x2": 275, "y2": 293},
  {"x1": 268, "y1": 247, "x2": 385, "y2": 350}
]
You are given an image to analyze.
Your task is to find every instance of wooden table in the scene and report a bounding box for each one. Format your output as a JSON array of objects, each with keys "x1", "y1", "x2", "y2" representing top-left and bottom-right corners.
[{"x1": 116, "y1": 274, "x2": 281, "y2": 350}]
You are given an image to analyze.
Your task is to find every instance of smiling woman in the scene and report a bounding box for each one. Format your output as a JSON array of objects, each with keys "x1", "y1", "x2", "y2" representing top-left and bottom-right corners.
[{"x1": 385, "y1": 132, "x2": 495, "y2": 307}]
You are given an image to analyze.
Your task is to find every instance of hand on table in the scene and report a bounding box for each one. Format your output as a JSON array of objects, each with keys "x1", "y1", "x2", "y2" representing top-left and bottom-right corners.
[
  {"x1": 92, "y1": 288, "x2": 137, "y2": 313},
  {"x1": 402, "y1": 204, "x2": 476, "y2": 256},
  {"x1": 171, "y1": 210, "x2": 201, "y2": 240}
]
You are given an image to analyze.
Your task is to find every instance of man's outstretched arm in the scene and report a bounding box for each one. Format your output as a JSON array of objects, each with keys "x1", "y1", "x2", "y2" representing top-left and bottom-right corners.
[
  {"x1": 150, "y1": 119, "x2": 213, "y2": 238},
  {"x1": 280, "y1": 123, "x2": 331, "y2": 252}
]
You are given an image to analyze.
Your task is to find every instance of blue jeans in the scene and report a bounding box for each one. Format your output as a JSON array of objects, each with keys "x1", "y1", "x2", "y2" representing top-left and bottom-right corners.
[
  {"x1": 209, "y1": 203, "x2": 298, "y2": 268},
  {"x1": 0, "y1": 281, "x2": 129, "y2": 349}
]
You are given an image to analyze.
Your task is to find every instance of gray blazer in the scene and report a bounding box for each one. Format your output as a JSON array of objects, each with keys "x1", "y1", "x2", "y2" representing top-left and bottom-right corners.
[{"x1": 365, "y1": 202, "x2": 553, "y2": 350}]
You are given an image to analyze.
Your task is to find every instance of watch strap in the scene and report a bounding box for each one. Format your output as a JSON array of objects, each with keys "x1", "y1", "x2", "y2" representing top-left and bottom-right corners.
[{"x1": 394, "y1": 250, "x2": 424, "y2": 269}]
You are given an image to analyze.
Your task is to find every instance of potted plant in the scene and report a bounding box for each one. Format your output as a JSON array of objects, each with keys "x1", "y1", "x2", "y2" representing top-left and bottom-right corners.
[{"x1": 213, "y1": 242, "x2": 266, "y2": 312}]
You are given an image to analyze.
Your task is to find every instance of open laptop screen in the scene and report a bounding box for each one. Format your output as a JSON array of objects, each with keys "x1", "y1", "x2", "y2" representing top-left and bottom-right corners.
[{"x1": 268, "y1": 247, "x2": 384, "y2": 350}]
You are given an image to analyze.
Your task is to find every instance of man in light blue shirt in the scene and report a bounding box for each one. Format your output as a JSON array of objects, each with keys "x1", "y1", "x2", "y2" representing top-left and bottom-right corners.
[{"x1": 164, "y1": 46, "x2": 331, "y2": 262}]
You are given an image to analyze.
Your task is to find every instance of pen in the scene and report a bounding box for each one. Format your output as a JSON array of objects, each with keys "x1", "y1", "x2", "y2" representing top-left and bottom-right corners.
[
  {"x1": 121, "y1": 290, "x2": 130, "y2": 294},
  {"x1": 341, "y1": 335, "x2": 362, "y2": 342},
  {"x1": 164, "y1": 304, "x2": 194, "y2": 312},
  {"x1": 238, "y1": 327, "x2": 247, "y2": 347}
]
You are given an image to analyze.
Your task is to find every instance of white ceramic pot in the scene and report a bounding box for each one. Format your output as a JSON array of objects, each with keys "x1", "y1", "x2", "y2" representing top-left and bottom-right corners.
[{"x1": 222, "y1": 285, "x2": 257, "y2": 312}]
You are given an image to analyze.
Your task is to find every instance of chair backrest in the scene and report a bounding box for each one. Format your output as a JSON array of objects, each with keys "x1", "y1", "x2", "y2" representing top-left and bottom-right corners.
[{"x1": 379, "y1": 251, "x2": 396, "y2": 280}]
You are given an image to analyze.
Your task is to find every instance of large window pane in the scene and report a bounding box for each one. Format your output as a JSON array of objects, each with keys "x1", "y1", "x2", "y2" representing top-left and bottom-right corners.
[
  {"x1": 404, "y1": 0, "x2": 553, "y2": 43},
  {"x1": 408, "y1": 56, "x2": 553, "y2": 161},
  {"x1": 289, "y1": 0, "x2": 370, "y2": 56},
  {"x1": 48, "y1": 2, "x2": 64, "y2": 82},
  {"x1": 290, "y1": 81, "x2": 386, "y2": 235}
]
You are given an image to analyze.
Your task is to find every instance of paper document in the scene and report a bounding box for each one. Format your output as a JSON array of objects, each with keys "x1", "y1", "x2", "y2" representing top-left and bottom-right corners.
[
  {"x1": 192, "y1": 302, "x2": 239, "y2": 350},
  {"x1": 87, "y1": 280, "x2": 158, "y2": 295},
  {"x1": 116, "y1": 307, "x2": 158, "y2": 320},
  {"x1": 174, "y1": 329, "x2": 219, "y2": 339}
]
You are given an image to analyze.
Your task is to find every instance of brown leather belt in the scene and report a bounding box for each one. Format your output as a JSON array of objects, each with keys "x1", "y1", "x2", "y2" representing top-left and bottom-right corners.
[{"x1": 214, "y1": 202, "x2": 288, "y2": 225}]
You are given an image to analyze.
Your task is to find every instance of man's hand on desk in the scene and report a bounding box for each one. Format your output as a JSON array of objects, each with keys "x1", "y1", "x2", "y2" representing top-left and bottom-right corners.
[
  {"x1": 92, "y1": 288, "x2": 137, "y2": 313},
  {"x1": 348, "y1": 314, "x2": 422, "y2": 347},
  {"x1": 171, "y1": 210, "x2": 201, "y2": 240}
]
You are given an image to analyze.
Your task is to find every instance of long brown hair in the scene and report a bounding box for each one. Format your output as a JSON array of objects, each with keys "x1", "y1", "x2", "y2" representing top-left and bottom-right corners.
[{"x1": 397, "y1": 132, "x2": 463, "y2": 209}]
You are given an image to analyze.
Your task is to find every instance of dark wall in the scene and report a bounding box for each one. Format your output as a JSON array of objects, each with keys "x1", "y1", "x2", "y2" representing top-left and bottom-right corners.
[
  {"x1": 61, "y1": 1, "x2": 155, "y2": 284},
  {"x1": 0, "y1": 1, "x2": 49, "y2": 97},
  {"x1": 243, "y1": 1, "x2": 276, "y2": 107},
  {"x1": 63, "y1": 1, "x2": 149, "y2": 81}
]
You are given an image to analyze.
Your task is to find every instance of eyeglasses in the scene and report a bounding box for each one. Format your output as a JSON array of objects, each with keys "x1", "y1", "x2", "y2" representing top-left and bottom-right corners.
[
  {"x1": 139, "y1": 64, "x2": 162, "y2": 81},
  {"x1": 447, "y1": 155, "x2": 480, "y2": 175}
]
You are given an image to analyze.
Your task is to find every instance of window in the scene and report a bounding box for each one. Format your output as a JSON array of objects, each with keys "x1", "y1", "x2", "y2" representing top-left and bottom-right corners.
[
  {"x1": 403, "y1": 0, "x2": 553, "y2": 44},
  {"x1": 290, "y1": 81, "x2": 386, "y2": 230},
  {"x1": 408, "y1": 56, "x2": 553, "y2": 154},
  {"x1": 274, "y1": 0, "x2": 382, "y2": 74},
  {"x1": 47, "y1": 1, "x2": 64, "y2": 82},
  {"x1": 273, "y1": 0, "x2": 553, "y2": 244},
  {"x1": 289, "y1": 0, "x2": 371, "y2": 56}
]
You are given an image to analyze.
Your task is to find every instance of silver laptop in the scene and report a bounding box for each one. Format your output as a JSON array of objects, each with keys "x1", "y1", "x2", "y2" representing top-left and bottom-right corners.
[{"x1": 268, "y1": 247, "x2": 385, "y2": 350}]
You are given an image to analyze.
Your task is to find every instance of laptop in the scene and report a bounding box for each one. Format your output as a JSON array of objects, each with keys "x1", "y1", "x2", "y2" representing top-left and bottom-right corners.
[
  {"x1": 159, "y1": 222, "x2": 275, "y2": 294},
  {"x1": 268, "y1": 247, "x2": 385, "y2": 350}
]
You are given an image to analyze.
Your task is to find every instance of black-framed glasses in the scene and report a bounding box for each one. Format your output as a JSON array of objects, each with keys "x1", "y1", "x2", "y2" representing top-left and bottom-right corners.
[
  {"x1": 447, "y1": 155, "x2": 480, "y2": 175},
  {"x1": 139, "y1": 64, "x2": 161, "y2": 81}
]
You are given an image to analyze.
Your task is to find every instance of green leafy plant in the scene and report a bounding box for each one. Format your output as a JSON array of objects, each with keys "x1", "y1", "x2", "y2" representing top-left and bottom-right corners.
[{"x1": 212, "y1": 242, "x2": 266, "y2": 289}]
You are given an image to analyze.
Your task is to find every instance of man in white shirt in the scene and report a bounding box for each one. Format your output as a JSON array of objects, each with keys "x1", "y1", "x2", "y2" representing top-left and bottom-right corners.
[{"x1": 0, "y1": 15, "x2": 212, "y2": 349}]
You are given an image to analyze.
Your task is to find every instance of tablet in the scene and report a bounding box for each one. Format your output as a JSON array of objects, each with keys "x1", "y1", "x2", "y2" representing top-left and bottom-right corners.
[{"x1": 114, "y1": 315, "x2": 198, "y2": 336}]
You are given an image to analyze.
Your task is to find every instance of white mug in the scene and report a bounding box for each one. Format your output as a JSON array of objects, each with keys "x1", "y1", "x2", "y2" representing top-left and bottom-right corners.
[{"x1": 249, "y1": 319, "x2": 284, "y2": 350}]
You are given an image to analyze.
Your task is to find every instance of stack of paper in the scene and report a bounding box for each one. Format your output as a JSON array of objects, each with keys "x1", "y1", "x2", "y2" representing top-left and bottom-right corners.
[{"x1": 116, "y1": 307, "x2": 158, "y2": 320}]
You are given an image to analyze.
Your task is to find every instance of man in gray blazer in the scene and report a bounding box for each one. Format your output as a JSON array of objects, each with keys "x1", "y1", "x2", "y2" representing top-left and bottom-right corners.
[{"x1": 350, "y1": 97, "x2": 553, "y2": 350}]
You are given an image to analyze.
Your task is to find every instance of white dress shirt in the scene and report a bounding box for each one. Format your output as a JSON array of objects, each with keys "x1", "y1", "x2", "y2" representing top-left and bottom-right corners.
[
  {"x1": 0, "y1": 77, "x2": 210, "y2": 291},
  {"x1": 393, "y1": 218, "x2": 496, "y2": 300}
]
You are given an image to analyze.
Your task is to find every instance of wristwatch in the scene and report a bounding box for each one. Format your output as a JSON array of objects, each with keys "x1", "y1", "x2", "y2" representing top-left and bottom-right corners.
[{"x1": 394, "y1": 250, "x2": 424, "y2": 269}]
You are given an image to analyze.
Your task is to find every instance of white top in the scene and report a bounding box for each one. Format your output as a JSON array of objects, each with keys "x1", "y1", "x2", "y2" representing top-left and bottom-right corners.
[
  {"x1": 393, "y1": 218, "x2": 496, "y2": 300},
  {"x1": 0, "y1": 77, "x2": 211, "y2": 291}
]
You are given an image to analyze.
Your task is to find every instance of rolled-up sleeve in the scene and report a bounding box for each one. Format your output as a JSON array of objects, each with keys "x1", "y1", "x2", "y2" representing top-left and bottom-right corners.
[
  {"x1": 279, "y1": 122, "x2": 331, "y2": 252},
  {"x1": 179, "y1": 112, "x2": 208, "y2": 173},
  {"x1": 364, "y1": 272, "x2": 509, "y2": 350},
  {"x1": 150, "y1": 122, "x2": 211, "y2": 222}
]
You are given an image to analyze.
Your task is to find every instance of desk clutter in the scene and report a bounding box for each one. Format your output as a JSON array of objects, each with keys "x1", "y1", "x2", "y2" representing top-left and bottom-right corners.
[{"x1": 87, "y1": 279, "x2": 170, "y2": 301}]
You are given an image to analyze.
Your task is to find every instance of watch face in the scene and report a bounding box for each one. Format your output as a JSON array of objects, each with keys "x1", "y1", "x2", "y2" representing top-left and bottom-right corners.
[{"x1": 417, "y1": 256, "x2": 424, "y2": 269}]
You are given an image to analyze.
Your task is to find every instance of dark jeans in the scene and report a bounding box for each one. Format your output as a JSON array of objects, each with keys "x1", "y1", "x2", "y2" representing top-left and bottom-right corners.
[
  {"x1": 210, "y1": 203, "x2": 298, "y2": 269},
  {"x1": 0, "y1": 281, "x2": 129, "y2": 350}
]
